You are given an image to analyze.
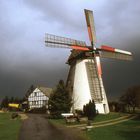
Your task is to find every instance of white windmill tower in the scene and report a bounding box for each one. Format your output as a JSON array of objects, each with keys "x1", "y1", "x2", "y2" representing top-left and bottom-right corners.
[{"x1": 45, "y1": 9, "x2": 132, "y2": 114}]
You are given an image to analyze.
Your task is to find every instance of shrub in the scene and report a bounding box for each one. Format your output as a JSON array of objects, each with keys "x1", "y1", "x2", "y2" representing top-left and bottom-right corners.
[{"x1": 83, "y1": 100, "x2": 96, "y2": 120}]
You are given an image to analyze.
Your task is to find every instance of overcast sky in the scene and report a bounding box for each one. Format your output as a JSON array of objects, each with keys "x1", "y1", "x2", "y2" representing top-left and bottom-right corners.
[{"x1": 0, "y1": 0, "x2": 140, "y2": 101}]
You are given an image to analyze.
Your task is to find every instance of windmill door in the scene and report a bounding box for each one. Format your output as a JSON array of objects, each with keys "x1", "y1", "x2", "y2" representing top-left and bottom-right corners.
[{"x1": 103, "y1": 104, "x2": 107, "y2": 114}]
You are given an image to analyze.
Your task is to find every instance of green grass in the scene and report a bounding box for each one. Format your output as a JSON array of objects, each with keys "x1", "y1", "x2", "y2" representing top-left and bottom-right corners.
[
  {"x1": 93, "y1": 112, "x2": 125, "y2": 122},
  {"x1": 86, "y1": 115, "x2": 140, "y2": 140},
  {"x1": 49, "y1": 112, "x2": 127, "y2": 125},
  {"x1": 49, "y1": 113, "x2": 140, "y2": 140},
  {"x1": 0, "y1": 113, "x2": 21, "y2": 140}
]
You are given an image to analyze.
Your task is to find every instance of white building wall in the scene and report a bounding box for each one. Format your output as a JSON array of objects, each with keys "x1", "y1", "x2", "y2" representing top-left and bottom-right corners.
[
  {"x1": 73, "y1": 59, "x2": 92, "y2": 110},
  {"x1": 98, "y1": 77, "x2": 110, "y2": 114},
  {"x1": 72, "y1": 59, "x2": 109, "y2": 114}
]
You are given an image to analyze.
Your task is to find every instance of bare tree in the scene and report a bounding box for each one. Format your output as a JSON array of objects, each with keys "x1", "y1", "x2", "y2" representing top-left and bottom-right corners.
[{"x1": 120, "y1": 86, "x2": 140, "y2": 113}]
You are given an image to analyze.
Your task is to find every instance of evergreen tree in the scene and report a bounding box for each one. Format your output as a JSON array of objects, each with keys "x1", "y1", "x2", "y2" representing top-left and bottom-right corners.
[
  {"x1": 9, "y1": 96, "x2": 14, "y2": 103},
  {"x1": 83, "y1": 100, "x2": 96, "y2": 120},
  {"x1": 25, "y1": 85, "x2": 35, "y2": 98},
  {"x1": 0, "y1": 96, "x2": 9, "y2": 108},
  {"x1": 48, "y1": 80, "x2": 72, "y2": 118}
]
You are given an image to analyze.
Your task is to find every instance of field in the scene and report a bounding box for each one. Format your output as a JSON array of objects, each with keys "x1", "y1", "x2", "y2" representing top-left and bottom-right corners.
[
  {"x1": 0, "y1": 113, "x2": 21, "y2": 140},
  {"x1": 49, "y1": 112, "x2": 128, "y2": 125},
  {"x1": 50, "y1": 113, "x2": 140, "y2": 140},
  {"x1": 86, "y1": 115, "x2": 140, "y2": 140},
  {"x1": 0, "y1": 112, "x2": 139, "y2": 140}
]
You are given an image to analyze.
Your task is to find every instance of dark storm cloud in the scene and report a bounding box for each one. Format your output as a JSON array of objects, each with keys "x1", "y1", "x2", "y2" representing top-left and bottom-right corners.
[
  {"x1": 23, "y1": 0, "x2": 140, "y2": 99},
  {"x1": 24, "y1": 0, "x2": 83, "y2": 29},
  {"x1": 0, "y1": 0, "x2": 69, "y2": 99},
  {"x1": 95, "y1": 0, "x2": 140, "y2": 99},
  {"x1": 23, "y1": 0, "x2": 92, "y2": 40},
  {"x1": 0, "y1": 0, "x2": 140, "y2": 101},
  {"x1": 102, "y1": 38, "x2": 140, "y2": 100}
]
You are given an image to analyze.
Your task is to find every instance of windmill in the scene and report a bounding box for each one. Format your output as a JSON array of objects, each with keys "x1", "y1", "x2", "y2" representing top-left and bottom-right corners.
[{"x1": 45, "y1": 9, "x2": 132, "y2": 114}]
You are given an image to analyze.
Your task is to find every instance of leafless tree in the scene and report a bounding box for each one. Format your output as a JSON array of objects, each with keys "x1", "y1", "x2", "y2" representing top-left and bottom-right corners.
[{"x1": 120, "y1": 86, "x2": 140, "y2": 113}]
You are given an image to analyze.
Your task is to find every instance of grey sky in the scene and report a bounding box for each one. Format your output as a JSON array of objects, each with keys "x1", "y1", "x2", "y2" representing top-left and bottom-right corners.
[{"x1": 0, "y1": 0, "x2": 140, "y2": 100}]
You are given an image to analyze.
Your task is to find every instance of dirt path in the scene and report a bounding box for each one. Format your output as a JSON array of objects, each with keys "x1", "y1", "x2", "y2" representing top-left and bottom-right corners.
[
  {"x1": 18, "y1": 114, "x2": 85, "y2": 140},
  {"x1": 19, "y1": 113, "x2": 28, "y2": 120},
  {"x1": 92, "y1": 115, "x2": 137, "y2": 128}
]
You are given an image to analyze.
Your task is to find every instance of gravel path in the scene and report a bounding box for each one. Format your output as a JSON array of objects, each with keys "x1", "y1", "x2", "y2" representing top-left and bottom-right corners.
[{"x1": 18, "y1": 114, "x2": 85, "y2": 140}]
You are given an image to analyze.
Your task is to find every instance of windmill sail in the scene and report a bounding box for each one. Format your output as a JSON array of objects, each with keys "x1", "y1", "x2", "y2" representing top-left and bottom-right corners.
[
  {"x1": 100, "y1": 51, "x2": 132, "y2": 60},
  {"x1": 100, "y1": 45, "x2": 132, "y2": 60},
  {"x1": 84, "y1": 9, "x2": 96, "y2": 46},
  {"x1": 84, "y1": 9, "x2": 106, "y2": 105},
  {"x1": 45, "y1": 33, "x2": 87, "y2": 49}
]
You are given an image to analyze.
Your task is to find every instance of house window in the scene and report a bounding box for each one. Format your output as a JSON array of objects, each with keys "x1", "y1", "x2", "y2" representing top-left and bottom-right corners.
[
  {"x1": 43, "y1": 100, "x2": 46, "y2": 105},
  {"x1": 32, "y1": 101, "x2": 36, "y2": 105},
  {"x1": 34, "y1": 92, "x2": 37, "y2": 96}
]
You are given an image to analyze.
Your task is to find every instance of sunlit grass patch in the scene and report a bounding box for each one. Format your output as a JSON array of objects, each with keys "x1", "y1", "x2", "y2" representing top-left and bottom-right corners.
[{"x1": 86, "y1": 115, "x2": 140, "y2": 140}]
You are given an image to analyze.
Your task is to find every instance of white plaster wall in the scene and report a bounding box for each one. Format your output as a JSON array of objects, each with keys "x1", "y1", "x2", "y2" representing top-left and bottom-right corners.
[
  {"x1": 73, "y1": 59, "x2": 92, "y2": 110},
  {"x1": 95, "y1": 102, "x2": 109, "y2": 114},
  {"x1": 72, "y1": 59, "x2": 110, "y2": 114},
  {"x1": 98, "y1": 77, "x2": 110, "y2": 114},
  {"x1": 96, "y1": 103, "x2": 105, "y2": 114}
]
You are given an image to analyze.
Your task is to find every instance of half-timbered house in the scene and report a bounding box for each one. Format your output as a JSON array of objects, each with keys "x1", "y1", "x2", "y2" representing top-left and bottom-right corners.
[{"x1": 28, "y1": 86, "x2": 52, "y2": 110}]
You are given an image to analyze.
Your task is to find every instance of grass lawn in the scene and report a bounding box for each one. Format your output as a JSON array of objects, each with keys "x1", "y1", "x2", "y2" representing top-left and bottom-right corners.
[
  {"x1": 0, "y1": 112, "x2": 21, "y2": 140},
  {"x1": 93, "y1": 112, "x2": 125, "y2": 123},
  {"x1": 49, "y1": 113, "x2": 140, "y2": 140},
  {"x1": 49, "y1": 112, "x2": 127, "y2": 125},
  {"x1": 86, "y1": 115, "x2": 140, "y2": 140}
]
